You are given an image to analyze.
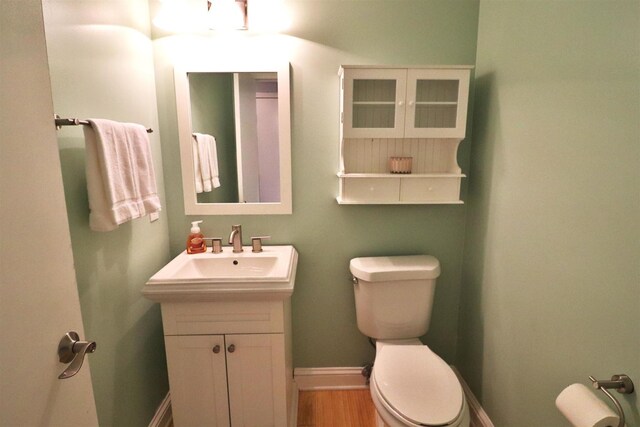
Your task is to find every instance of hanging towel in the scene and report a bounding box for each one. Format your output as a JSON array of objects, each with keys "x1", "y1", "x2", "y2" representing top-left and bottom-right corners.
[
  {"x1": 192, "y1": 132, "x2": 221, "y2": 193},
  {"x1": 191, "y1": 135, "x2": 204, "y2": 193},
  {"x1": 83, "y1": 119, "x2": 161, "y2": 232}
]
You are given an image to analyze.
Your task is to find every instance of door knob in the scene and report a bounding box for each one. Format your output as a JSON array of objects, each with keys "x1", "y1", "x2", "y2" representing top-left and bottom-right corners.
[{"x1": 58, "y1": 331, "x2": 96, "y2": 379}]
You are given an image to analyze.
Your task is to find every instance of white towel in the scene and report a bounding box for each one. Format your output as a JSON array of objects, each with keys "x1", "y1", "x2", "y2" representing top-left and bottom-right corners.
[
  {"x1": 191, "y1": 135, "x2": 204, "y2": 193},
  {"x1": 83, "y1": 119, "x2": 161, "y2": 231},
  {"x1": 192, "y1": 133, "x2": 221, "y2": 193}
]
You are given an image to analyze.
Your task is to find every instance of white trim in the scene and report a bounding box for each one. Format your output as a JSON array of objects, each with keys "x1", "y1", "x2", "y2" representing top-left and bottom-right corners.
[
  {"x1": 294, "y1": 367, "x2": 368, "y2": 390},
  {"x1": 148, "y1": 392, "x2": 172, "y2": 427},
  {"x1": 289, "y1": 380, "x2": 299, "y2": 427},
  {"x1": 452, "y1": 367, "x2": 494, "y2": 427}
]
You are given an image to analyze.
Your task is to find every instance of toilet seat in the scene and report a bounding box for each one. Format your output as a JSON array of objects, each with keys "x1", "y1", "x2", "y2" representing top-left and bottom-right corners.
[{"x1": 373, "y1": 345, "x2": 464, "y2": 426}]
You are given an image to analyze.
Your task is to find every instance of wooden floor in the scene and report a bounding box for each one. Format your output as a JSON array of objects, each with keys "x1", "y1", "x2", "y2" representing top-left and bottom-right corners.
[
  {"x1": 297, "y1": 389, "x2": 377, "y2": 427},
  {"x1": 297, "y1": 388, "x2": 484, "y2": 427}
]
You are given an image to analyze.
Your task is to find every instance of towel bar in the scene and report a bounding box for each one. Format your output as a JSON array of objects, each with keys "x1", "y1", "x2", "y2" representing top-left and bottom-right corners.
[{"x1": 54, "y1": 115, "x2": 153, "y2": 133}]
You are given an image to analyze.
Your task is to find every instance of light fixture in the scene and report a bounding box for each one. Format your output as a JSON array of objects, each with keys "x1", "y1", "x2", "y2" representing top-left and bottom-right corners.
[
  {"x1": 153, "y1": 0, "x2": 201, "y2": 32},
  {"x1": 207, "y1": 0, "x2": 248, "y2": 30}
]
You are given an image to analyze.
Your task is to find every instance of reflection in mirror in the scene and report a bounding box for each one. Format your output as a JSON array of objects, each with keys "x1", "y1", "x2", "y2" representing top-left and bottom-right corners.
[
  {"x1": 235, "y1": 75, "x2": 280, "y2": 203},
  {"x1": 175, "y1": 62, "x2": 291, "y2": 215},
  {"x1": 189, "y1": 72, "x2": 238, "y2": 204},
  {"x1": 190, "y1": 72, "x2": 280, "y2": 204}
]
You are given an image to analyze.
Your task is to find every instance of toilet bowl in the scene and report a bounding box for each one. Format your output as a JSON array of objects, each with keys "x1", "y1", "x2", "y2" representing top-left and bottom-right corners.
[
  {"x1": 350, "y1": 255, "x2": 470, "y2": 427},
  {"x1": 369, "y1": 341, "x2": 469, "y2": 427}
]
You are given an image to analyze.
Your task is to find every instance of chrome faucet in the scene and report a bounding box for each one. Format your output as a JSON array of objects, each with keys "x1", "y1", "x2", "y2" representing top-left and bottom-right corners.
[{"x1": 228, "y1": 225, "x2": 243, "y2": 253}]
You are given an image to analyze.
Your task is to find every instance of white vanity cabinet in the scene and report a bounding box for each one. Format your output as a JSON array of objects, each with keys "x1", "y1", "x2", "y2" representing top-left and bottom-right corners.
[
  {"x1": 161, "y1": 300, "x2": 293, "y2": 427},
  {"x1": 338, "y1": 65, "x2": 472, "y2": 204}
]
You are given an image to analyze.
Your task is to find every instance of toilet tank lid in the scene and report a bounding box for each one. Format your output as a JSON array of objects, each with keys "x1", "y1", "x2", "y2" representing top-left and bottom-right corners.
[{"x1": 350, "y1": 255, "x2": 441, "y2": 282}]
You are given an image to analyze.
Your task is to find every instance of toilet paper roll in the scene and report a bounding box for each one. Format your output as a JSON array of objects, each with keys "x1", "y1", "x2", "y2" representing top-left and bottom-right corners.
[{"x1": 555, "y1": 383, "x2": 620, "y2": 427}]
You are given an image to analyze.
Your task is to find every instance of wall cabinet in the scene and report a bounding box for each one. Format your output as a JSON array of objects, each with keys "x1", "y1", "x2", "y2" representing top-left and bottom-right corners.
[
  {"x1": 338, "y1": 65, "x2": 472, "y2": 204},
  {"x1": 161, "y1": 300, "x2": 293, "y2": 427}
]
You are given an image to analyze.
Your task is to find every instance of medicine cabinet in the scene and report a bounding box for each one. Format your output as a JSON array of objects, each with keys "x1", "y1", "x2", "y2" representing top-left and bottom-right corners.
[{"x1": 338, "y1": 65, "x2": 472, "y2": 204}]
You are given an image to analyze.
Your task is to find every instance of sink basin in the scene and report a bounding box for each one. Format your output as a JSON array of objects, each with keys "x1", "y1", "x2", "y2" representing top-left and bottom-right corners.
[
  {"x1": 142, "y1": 245, "x2": 298, "y2": 302},
  {"x1": 168, "y1": 256, "x2": 281, "y2": 279}
]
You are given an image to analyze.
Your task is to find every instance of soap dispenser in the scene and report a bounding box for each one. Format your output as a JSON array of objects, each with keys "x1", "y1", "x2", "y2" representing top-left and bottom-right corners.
[{"x1": 186, "y1": 220, "x2": 207, "y2": 254}]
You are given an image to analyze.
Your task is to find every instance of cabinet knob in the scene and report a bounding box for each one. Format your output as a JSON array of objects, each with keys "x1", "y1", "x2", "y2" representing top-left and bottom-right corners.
[
  {"x1": 212, "y1": 345, "x2": 221, "y2": 354},
  {"x1": 408, "y1": 100, "x2": 415, "y2": 107},
  {"x1": 398, "y1": 101, "x2": 404, "y2": 107},
  {"x1": 227, "y1": 344, "x2": 236, "y2": 353}
]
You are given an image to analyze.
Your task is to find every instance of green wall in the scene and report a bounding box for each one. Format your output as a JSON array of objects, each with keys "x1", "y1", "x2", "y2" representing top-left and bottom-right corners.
[
  {"x1": 153, "y1": 0, "x2": 480, "y2": 368},
  {"x1": 459, "y1": 1, "x2": 640, "y2": 425},
  {"x1": 43, "y1": 1, "x2": 171, "y2": 425}
]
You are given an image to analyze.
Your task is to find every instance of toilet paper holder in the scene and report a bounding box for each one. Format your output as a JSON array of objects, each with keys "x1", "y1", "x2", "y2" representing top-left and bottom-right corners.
[{"x1": 588, "y1": 374, "x2": 634, "y2": 427}]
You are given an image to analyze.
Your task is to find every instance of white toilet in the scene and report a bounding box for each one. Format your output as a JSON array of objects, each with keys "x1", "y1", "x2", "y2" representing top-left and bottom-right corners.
[{"x1": 350, "y1": 255, "x2": 470, "y2": 427}]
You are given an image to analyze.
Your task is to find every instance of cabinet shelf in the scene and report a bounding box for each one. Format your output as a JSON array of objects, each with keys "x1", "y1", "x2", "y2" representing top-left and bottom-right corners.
[
  {"x1": 353, "y1": 101, "x2": 396, "y2": 105},
  {"x1": 338, "y1": 172, "x2": 466, "y2": 179},
  {"x1": 336, "y1": 197, "x2": 464, "y2": 205},
  {"x1": 416, "y1": 101, "x2": 458, "y2": 105}
]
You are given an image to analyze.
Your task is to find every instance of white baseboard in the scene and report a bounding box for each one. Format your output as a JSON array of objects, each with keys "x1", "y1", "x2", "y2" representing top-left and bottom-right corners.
[
  {"x1": 294, "y1": 367, "x2": 368, "y2": 390},
  {"x1": 289, "y1": 380, "x2": 299, "y2": 427},
  {"x1": 148, "y1": 392, "x2": 172, "y2": 427},
  {"x1": 452, "y1": 367, "x2": 494, "y2": 427}
]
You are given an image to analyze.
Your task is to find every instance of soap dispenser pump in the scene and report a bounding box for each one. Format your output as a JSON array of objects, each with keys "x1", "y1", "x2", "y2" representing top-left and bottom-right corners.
[{"x1": 186, "y1": 220, "x2": 207, "y2": 254}]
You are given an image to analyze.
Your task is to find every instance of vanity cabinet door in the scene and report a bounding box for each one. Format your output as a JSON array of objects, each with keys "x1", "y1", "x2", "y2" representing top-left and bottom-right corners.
[
  {"x1": 165, "y1": 335, "x2": 230, "y2": 427},
  {"x1": 404, "y1": 68, "x2": 470, "y2": 138},
  {"x1": 226, "y1": 334, "x2": 287, "y2": 427},
  {"x1": 342, "y1": 68, "x2": 407, "y2": 138}
]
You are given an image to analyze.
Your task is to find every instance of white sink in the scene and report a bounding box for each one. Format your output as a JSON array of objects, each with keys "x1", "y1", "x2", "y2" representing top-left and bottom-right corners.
[{"x1": 142, "y1": 245, "x2": 298, "y2": 302}]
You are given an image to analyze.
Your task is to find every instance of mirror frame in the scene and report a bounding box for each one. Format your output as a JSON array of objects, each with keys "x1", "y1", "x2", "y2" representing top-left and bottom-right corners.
[{"x1": 174, "y1": 61, "x2": 292, "y2": 215}]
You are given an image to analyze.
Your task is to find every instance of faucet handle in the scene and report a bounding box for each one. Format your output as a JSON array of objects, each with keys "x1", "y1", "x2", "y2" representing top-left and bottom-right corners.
[
  {"x1": 203, "y1": 237, "x2": 223, "y2": 253},
  {"x1": 251, "y1": 236, "x2": 271, "y2": 253}
]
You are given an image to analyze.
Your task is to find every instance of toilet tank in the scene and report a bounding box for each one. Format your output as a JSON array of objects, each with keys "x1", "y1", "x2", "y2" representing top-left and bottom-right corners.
[{"x1": 350, "y1": 255, "x2": 441, "y2": 340}]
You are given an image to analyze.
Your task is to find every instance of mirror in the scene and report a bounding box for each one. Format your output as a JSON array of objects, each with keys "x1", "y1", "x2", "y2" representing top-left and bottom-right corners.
[{"x1": 175, "y1": 61, "x2": 292, "y2": 215}]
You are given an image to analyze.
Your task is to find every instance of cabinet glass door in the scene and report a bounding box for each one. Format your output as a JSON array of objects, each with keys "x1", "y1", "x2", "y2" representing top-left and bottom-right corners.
[
  {"x1": 343, "y1": 69, "x2": 406, "y2": 138},
  {"x1": 405, "y1": 69, "x2": 470, "y2": 138},
  {"x1": 414, "y1": 79, "x2": 459, "y2": 128},
  {"x1": 352, "y1": 79, "x2": 396, "y2": 128}
]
